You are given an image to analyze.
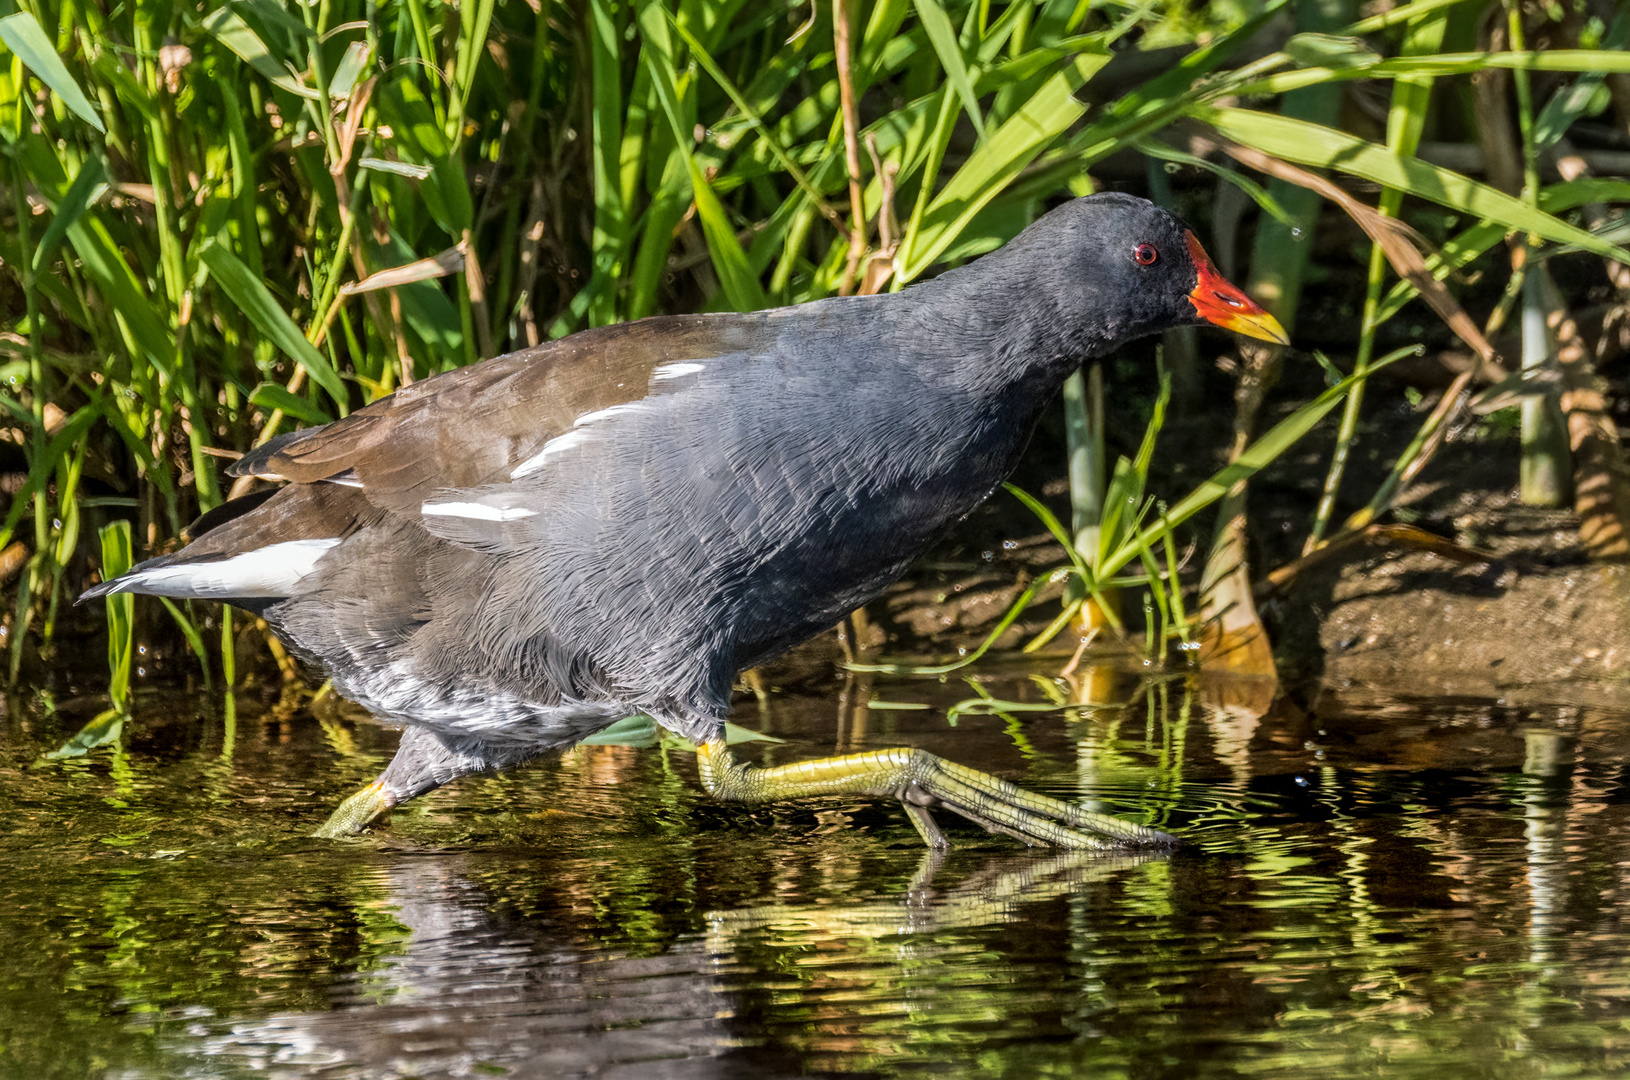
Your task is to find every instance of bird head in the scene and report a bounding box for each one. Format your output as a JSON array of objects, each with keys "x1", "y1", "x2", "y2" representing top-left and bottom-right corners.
[{"x1": 977, "y1": 193, "x2": 1289, "y2": 351}]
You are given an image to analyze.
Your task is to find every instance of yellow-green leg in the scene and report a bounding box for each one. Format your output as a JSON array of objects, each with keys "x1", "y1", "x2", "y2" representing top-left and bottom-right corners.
[
  {"x1": 695, "y1": 740, "x2": 1177, "y2": 850},
  {"x1": 313, "y1": 779, "x2": 396, "y2": 839}
]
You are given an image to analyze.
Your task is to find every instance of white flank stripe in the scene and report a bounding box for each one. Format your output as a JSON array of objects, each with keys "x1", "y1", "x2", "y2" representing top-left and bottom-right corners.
[
  {"x1": 569, "y1": 402, "x2": 647, "y2": 428},
  {"x1": 420, "y1": 501, "x2": 538, "y2": 521},
  {"x1": 510, "y1": 428, "x2": 591, "y2": 478},
  {"x1": 510, "y1": 401, "x2": 649, "y2": 479},
  {"x1": 117, "y1": 539, "x2": 341, "y2": 599},
  {"x1": 652, "y1": 361, "x2": 704, "y2": 381}
]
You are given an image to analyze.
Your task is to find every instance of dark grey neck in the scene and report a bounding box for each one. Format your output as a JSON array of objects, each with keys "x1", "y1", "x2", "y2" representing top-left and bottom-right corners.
[{"x1": 894, "y1": 252, "x2": 1107, "y2": 402}]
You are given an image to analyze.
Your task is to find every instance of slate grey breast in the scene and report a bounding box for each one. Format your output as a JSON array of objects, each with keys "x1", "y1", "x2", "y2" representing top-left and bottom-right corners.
[{"x1": 84, "y1": 193, "x2": 1288, "y2": 841}]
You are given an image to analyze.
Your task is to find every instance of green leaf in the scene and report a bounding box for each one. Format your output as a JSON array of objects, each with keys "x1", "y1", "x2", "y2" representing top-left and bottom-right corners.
[
  {"x1": 1136, "y1": 138, "x2": 1294, "y2": 226},
  {"x1": 0, "y1": 12, "x2": 105, "y2": 132},
  {"x1": 328, "y1": 40, "x2": 373, "y2": 102},
  {"x1": 1245, "y1": 49, "x2": 1630, "y2": 97},
  {"x1": 1284, "y1": 33, "x2": 1380, "y2": 71},
  {"x1": 199, "y1": 6, "x2": 321, "y2": 100},
  {"x1": 912, "y1": 0, "x2": 984, "y2": 139},
  {"x1": 580, "y1": 714, "x2": 661, "y2": 747},
  {"x1": 901, "y1": 52, "x2": 1108, "y2": 280},
  {"x1": 1098, "y1": 364, "x2": 1402, "y2": 581},
  {"x1": 375, "y1": 77, "x2": 473, "y2": 235},
  {"x1": 97, "y1": 520, "x2": 133, "y2": 710},
  {"x1": 45, "y1": 708, "x2": 124, "y2": 760},
  {"x1": 199, "y1": 241, "x2": 348, "y2": 407},
  {"x1": 1534, "y1": 12, "x2": 1629, "y2": 151},
  {"x1": 65, "y1": 215, "x2": 175, "y2": 374},
  {"x1": 636, "y1": 0, "x2": 766, "y2": 311},
  {"x1": 1192, "y1": 106, "x2": 1630, "y2": 264},
  {"x1": 34, "y1": 156, "x2": 106, "y2": 273},
  {"x1": 249, "y1": 381, "x2": 335, "y2": 425}
]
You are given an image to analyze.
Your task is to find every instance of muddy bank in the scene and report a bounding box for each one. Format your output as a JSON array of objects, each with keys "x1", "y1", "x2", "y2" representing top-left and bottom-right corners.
[
  {"x1": 837, "y1": 398, "x2": 1630, "y2": 712},
  {"x1": 1274, "y1": 525, "x2": 1630, "y2": 709}
]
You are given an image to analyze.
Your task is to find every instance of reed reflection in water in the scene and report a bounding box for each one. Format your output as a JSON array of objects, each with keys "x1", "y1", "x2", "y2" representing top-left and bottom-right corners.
[{"x1": 3, "y1": 666, "x2": 1630, "y2": 1077}]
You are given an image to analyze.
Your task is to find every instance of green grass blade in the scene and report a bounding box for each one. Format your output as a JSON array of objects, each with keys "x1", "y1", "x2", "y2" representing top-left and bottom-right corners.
[
  {"x1": 637, "y1": 0, "x2": 766, "y2": 311},
  {"x1": 1340, "y1": 0, "x2": 1476, "y2": 35},
  {"x1": 1192, "y1": 106, "x2": 1630, "y2": 264},
  {"x1": 158, "y1": 597, "x2": 212, "y2": 689},
  {"x1": 1535, "y1": 12, "x2": 1629, "y2": 151},
  {"x1": 1137, "y1": 137, "x2": 1294, "y2": 226},
  {"x1": 1002, "y1": 482, "x2": 1094, "y2": 585},
  {"x1": 667, "y1": 14, "x2": 835, "y2": 220},
  {"x1": 33, "y1": 156, "x2": 106, "y2": 273},
  {"x1": 0, "y1": 12, "x2": 105, "y2": 131},
  {"x1": 1100, "y1": 368, "x2": 1383, "y2": 580},
  {"x1": 912, "y1": 0, "x2": 984, "y2": 139},
  {"x1": 587, "y1": 0, "x2": 627, "y2": 267},
  {"x1": 199, "y1": 241, "x2": 348, "y2": 407},
  {"x1": 249, "y1": 382, "x2": 335, "y2": 426},
  {"x1": 901, "y1": 52, "x2": 1108, "y2": 280},
  {"x1": 199, "y1": 7, "x2": 320, "y2": 100},
  {"x1": 97, "y1": 520, "x2": 133, "y2": 710},
  {"x1": 66, "y1": 223, "x2": 175, "y2": 375},
  {"x1": 1244, "y1": 50, "x2": 1630, "y2": 98}
]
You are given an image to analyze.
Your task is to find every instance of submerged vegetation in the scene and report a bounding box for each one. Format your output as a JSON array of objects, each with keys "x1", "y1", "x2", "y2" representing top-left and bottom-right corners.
[{"x1": 0, "y1": 0, "x2": 1627, "y2": 701}]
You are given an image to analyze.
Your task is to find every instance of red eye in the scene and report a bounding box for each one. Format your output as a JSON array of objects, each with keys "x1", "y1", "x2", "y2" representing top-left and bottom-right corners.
[{"x1": 1133, "y1": 243, "x2": 1158, "y2": 266}]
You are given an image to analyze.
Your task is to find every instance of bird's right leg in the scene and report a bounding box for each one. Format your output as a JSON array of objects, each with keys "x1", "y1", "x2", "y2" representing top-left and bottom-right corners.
[
  {"x1": 694, "y1": 740, "x2": 1177, "y2": 850},
  {"x1": 314, "y1": 725, "x2": 521, "y2": 838}
]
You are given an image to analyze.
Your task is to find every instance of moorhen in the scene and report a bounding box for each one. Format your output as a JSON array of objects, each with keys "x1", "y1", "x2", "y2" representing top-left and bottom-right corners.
[{"x1": 86, "y1": 193, "x2": 1287, "y2": 847}]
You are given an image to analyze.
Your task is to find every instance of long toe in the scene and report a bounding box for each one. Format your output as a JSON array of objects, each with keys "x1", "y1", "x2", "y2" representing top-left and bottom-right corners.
[
  {"x1": 697, "y1": 740, "x2": 1177, "y2": 851},
  {"x1": 903, "y1": 754, "x2": 1179, "y2": 850}
]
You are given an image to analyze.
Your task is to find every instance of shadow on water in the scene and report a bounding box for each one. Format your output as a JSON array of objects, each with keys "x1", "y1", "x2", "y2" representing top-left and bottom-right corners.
[{"x1": 5, "y1": 666, "x2": 1630, "y2": 1078}]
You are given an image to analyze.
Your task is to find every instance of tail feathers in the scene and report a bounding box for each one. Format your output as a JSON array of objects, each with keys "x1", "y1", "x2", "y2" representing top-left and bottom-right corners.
[{"x1": 80, "y1": 538, "x2": 341, "y2": 604}]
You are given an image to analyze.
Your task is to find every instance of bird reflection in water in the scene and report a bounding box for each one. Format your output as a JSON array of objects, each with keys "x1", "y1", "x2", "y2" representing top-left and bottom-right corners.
[{"x1": 180, "y1": 845, "x2": 1160, "y2": 1078}]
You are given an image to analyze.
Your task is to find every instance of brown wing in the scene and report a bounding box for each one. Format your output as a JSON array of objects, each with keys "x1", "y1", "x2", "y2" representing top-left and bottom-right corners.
[{"x1": 229, "y1": 313, "x2": 772, "y2": 515}]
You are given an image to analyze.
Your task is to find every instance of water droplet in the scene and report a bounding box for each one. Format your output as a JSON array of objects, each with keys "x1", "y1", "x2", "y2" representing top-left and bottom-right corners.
[{"x1": 1290, "y1": 227, "x2": 1303, "y2": 239}]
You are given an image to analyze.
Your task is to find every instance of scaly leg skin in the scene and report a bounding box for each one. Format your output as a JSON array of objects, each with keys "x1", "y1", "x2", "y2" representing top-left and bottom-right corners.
[
  {"x1": 695, "y1": 740, "x2": 1178, "y2": 850},
  {"x1": 312, "y1": 725, "x2": 526, "y2": 839},
  {"x1": 314, "y1": 779, "x2": 397, "y2": 839}
]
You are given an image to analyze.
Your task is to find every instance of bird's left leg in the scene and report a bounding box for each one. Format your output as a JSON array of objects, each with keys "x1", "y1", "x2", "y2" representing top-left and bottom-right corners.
[{"x1": 694, "y1": 740, "x2": 1176, "y2": 850}]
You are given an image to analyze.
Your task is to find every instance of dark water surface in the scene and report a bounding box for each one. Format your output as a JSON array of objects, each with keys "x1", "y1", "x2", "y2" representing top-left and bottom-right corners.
[{"x1": 4, "y1": 664, "x2": 1630, "y2": 1079}]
